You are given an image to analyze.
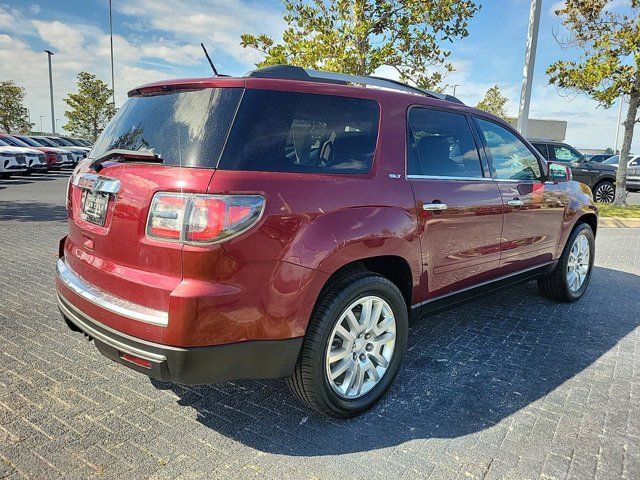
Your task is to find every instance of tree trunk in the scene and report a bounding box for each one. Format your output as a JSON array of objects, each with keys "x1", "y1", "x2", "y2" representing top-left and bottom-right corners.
[
  {"x1": 352, "y1": 0, "x2": 368, "y2": 75},
  {"x1": 613, "y1": 75, "x2": 640, "y2": 206}
]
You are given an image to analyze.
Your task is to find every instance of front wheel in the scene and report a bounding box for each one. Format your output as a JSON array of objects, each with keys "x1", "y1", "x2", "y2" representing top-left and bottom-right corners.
[
  {"x1": 538, "y1": 222, "x2": 595, "y2": 302},
  {"x1": 287, "y1": 272, "x2": 408, "y2": 418}
]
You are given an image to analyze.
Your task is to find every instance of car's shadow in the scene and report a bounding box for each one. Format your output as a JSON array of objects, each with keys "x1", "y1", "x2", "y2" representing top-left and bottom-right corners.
[
  {"x1": 154, "y1": 266, "x2": 639, "y2": 456},
  {"x1": 0, "y1": 200, "x2": 68, "y2": 222}
]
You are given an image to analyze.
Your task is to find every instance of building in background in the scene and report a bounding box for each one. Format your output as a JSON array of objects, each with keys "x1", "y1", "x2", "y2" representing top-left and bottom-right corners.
[{"x1": 508, "y1": 118, "x2": 567, "y2": 142}]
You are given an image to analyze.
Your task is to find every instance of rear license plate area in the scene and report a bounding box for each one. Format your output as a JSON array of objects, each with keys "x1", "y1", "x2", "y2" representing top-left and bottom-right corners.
[{"x1": 81, "y1": 190, "x2": 109, "y2": 226}]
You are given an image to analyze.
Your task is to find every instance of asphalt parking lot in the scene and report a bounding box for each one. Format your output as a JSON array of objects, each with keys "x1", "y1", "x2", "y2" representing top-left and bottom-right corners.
[{"x1": 1, "y1": 173, "x2": 639, "y2": 480}]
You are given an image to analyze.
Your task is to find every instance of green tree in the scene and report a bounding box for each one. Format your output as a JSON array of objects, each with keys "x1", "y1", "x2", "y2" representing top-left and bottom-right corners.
[
  {"x1": 0, "y1": 81, "x2": 33, "y2": 134},
  {"x1": 63, "y1": 72, "x2": 116, "y2": 142},
  {"x1": 547, "y1": 0, "x2": 639, "y2": 206},
  {"x1": 475, "y1": 85, "x2": 509, "y2": 119},
  {"x1": 241, "y1": 0, "x2": 480, "y2": 90}
]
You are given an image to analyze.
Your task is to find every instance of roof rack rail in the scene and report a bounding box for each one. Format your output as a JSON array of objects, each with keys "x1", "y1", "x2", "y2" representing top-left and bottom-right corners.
[{"x1": 244, "y1": 65, "x2": 464, "y2": 105}]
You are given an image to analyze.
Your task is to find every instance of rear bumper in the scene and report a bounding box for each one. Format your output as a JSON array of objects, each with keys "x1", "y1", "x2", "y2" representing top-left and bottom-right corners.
[{"x1": 57, "y1": 293, "x2": 303, "y2": 384}]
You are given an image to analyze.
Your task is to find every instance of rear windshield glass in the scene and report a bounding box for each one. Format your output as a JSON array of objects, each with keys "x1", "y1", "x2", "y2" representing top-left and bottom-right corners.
[
  {"x1": 218, "y1": 90, "x2": 380, "y2": 174},
  {"x1": 91, "y1": 88, "x2": 243, "y2": 168}
]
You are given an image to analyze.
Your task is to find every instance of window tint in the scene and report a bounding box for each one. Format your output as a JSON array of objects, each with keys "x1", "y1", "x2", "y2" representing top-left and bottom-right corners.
[
  {"x1": 553, "y1": 145, "x2": 582, "y2": 163},
  {"x1": 407, "y1": 108, "x2": 482, "y2": 177},
  {"x1": 531, "y1": 143, "x2": 549, "y2": 160},
  {"x1": 92, "y1": 88, "x2": 243, "y2": 168},
  {"x1": 476, "y1": 119, "x2": 542, "y2": 181},
  {"x1": 219, "y1": 90, "x2": 379, "y2": 174}
]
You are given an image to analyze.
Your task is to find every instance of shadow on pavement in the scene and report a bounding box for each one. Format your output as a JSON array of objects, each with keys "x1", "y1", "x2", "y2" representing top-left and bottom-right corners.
[
  {"x1": 158, "y1": 266, "x2": 640, "y2": 455},
  {"x1": 0, "y1": 200, "x2": 68, "y2": 222}
]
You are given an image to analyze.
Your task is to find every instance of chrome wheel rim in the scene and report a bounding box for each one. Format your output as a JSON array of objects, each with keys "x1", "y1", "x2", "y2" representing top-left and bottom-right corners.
[
  {"x1": 567, "y1": 233, "x2": 591, "y2": 292},
  {"x1": 325, "y1": 296, "x2": 396, "y2": 399},
  {"x1": 594, "y1": 183, "x2": 614, "y2": 203}
]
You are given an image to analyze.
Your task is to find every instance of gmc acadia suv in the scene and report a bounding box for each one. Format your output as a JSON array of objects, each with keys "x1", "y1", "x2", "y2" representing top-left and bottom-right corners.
[{"x1": 56, "y1": 66, "x2": 597, "y2": 418}]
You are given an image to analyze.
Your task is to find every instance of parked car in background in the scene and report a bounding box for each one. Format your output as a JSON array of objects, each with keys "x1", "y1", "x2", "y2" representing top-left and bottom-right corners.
[
  {"x1": 585, "y1": 153, "x2": 613, "y2": 163},
  {"x1": 0, "y1": 148, "x2": 27, "y2": 177},
  {"x1": 0, "y1": 137, "x2": 47, "y2": 174},
  {"x1": 73, "y1": 138, "x2": 93, "y2": 147},
  {"x1": 61, "y1": 137, "x2": 93, "y2": 150},
  {"x1": 11, "y1": 135, "x2": 75, "y2": 169},
  {"x1": 56, "y1": 66, "x2": 598, "y2": 418},
  {"x1": 48, "y1": 136, "x2": 92, "y2": 155},
  {"x1": 32, "y1": 136, "x2": 86, "y2": 164},
  {"x1": 530, "y1": 139, "x2": 618, "y2": 203},
  {"x1": 603, "y1": 155, "x2": 640, "y2": 192}
]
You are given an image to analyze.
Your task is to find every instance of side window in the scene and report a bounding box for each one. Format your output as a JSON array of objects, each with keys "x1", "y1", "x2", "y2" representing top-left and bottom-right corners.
[
  {"x1": 476, "y1": 118, "x2": 542, "y2": 181},
  {"x1": 532, "y1": 143, "x2": 550, "y2": 160},
  {"x1": 219, "y1": 90, "x2": 379, "y2": 174},
  {"x1": 553, "y1": 145, "x2": 582, "y2": 163},
  {"x1": 407, "y1": 108, "x2": 483, "y2": 177}
]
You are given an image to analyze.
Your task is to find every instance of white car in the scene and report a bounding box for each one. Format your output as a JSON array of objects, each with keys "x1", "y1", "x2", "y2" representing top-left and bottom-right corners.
[
  {"x1": 0, "y1": 139, "x2": 47, "y2": 174},
  {"x1": 0, "y1": 148, "x2": 28, "y2": 177},
  {"x1": 604, "y1": 155, "x2": 640, "y2": 192}
]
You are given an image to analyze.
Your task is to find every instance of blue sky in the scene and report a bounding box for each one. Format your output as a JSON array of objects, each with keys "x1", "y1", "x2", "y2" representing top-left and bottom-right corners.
[{"x1": 0, "y1": 0, "x2": 635, "y2": 150}]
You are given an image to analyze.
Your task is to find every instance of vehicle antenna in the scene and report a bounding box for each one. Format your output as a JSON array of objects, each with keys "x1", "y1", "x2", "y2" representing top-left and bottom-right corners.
[{"x1": 201, "y1": 43, "x2": 220, "y2": 77}]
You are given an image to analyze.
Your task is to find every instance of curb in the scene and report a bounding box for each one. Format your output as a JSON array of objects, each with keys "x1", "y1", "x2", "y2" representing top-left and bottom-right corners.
[{"x1": 599, "y1": 217, "x2": 640, "y2": 228}]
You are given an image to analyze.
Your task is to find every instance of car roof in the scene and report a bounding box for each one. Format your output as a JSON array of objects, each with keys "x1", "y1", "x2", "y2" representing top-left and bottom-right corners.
[{"x1": 127, "y1": 67, "x2": 511, "y2": 128}]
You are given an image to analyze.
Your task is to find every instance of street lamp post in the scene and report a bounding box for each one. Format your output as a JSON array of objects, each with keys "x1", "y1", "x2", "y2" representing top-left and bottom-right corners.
[
  {"x1": 516, "y1": 0, "x2": 542, "y2": 137},
  {"x1": 452, "y1": 84, "x2": 459, "y2": 97},
  {"x1": 109, "y1": 0, "x2": 115, "y2": 106},
  {"x1": 39, "y1": 116, "x2": 44, "y2": 133},
  {"x1": 44, "y1": 50, "x2": 56, "y2": 134}
]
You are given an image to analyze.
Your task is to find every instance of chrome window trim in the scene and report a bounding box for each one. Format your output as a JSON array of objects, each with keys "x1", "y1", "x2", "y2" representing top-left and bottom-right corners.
[
  {"x1": 407, "y1": 174, "x2": 494, "y2": 182},
  {"x1": 56, "y1": 258, "x2": 169, "y2": 327}
]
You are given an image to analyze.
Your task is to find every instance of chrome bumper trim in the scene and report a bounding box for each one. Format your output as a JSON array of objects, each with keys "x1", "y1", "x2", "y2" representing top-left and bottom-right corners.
[
  {"x1": 56, "y1": 258, "x2": 169, "y2": 327},
  {"x1": 57, "y1": 294, "x2": 167, "y2": 362}
]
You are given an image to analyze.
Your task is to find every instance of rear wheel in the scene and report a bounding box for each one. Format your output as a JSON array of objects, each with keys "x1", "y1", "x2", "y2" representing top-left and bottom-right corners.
[
  {"x1": 537, "y1": 222, "x2": 594, "y2": 302},
  {"x1": 593, "y1": 180, "x2": 615, "y2": 203},
  {"x1": 287, "y1": 272, "x2": 408, "y2": 418}
]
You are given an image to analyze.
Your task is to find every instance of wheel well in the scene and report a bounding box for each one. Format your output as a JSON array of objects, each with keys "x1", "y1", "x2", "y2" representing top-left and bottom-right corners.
[
  {"x1": 593, "y1": 177, "x2": 615, "y2": 189},
  {"x1": 320, "y1": 256, "x2": 413, "y2": 309},
  {"x1": 578, "y1": 213, "x2": 598, "y2": 237}
]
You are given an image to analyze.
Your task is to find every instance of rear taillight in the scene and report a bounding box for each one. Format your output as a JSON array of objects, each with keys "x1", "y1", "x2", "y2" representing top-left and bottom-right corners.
[{"x1": 146, "y1": 193, "x2": 264, "y2": 244}]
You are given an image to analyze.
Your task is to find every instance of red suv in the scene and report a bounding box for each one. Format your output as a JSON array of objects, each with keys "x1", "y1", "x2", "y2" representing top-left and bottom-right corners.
[{"x1": 56, "y1": 66, "x2": 597, "y2": 417}]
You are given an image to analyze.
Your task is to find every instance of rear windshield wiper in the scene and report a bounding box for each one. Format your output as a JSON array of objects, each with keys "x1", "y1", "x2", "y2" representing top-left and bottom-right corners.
[{"x1": 88, "y1": 149, "x2": 163, "y2": 172}]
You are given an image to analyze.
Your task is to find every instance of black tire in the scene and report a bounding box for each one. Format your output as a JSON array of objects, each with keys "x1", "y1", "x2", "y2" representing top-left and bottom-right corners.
[
  {"x1": 592, "y1": 180, "x2": 615, "y2": 203},
  {"x1": 287, "y1": 272, "x2": 408, "y2": 418},
  {"x1": 537, "y1": 222, "x2": 595, "y2": 302}
]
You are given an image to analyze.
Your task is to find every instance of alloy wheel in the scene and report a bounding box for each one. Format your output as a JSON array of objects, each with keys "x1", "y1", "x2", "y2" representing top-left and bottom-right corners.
[
  {"x1": 566, "y1": 233, "x2": 591, "y2": 292},
  {"x1": 594, "y1": 183, "x2": 615, "y2": 203},
  {"x1": 325, "y1": 296, "x2": 396, "y2": 399}
]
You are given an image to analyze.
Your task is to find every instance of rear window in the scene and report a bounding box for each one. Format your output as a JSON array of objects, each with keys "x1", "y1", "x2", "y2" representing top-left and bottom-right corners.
[
  {"x1": 218, "y1": 90, "x2": 380, "y2": 174},
  {"x1": 91, "y1": 88, "x2": 243, "y2": 168}
]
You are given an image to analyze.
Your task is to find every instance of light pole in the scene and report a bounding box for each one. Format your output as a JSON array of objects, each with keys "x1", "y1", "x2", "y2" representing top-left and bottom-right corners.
[
  {"x1": 109, "y1": 0, "x2": 115, "y2": 106},
  {"x1": 39, "y1": 116, "x2": 44, "y2": 133},
  {"x1": 614, "y1": 96, "x2": 625, "y2": 154},
  {"x1": 516, "y1": 0, "x2": 542, "y2": 137},
  {"x1": 452, "y1": 84, "x2": 459, "y2": 97},
  {"x1": 44, "y1": 49, "x2": 56, "y2": 134}
]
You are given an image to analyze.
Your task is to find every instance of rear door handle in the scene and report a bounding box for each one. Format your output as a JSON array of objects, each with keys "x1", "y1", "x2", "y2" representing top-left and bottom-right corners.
[
  {"x1": 423, "y1": 203, "x2": 447, "y2": 211},
  {"x1": 507, "y1": 199, "x2": 524, "y2": 207}
]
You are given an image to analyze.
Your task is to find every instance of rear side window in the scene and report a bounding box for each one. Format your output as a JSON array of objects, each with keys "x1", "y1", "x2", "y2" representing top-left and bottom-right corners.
[
  {"x1": 91, "y1": 88, "x2": 243, "y2": 168},
  {"x1": 218, "y1": 90, "x2": 379, "y2": 174},
  {"x1": 553, "y1": 145, "x2": 582, "y2": 163},
  {"x1": 407, "y1": 108, "x2": 483, "y2": 177},
  {"x1": 531, "y1": 143, "x2": 550, "y2": 160}
]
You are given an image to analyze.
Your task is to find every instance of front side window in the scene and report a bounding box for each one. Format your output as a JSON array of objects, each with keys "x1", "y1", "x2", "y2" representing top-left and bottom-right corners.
[
  {"x1": 407, "y1": 108, "x2": 483, "y2": 177},
  {"x1": 553, "y1": 145, "x2": 582, "y2": 163},
  {"x1": 219, "y1": 90, "x2": 379, "y2": 174},
  {"x1": 476, "y1": 118, "x2": 542, "y2": 181}
]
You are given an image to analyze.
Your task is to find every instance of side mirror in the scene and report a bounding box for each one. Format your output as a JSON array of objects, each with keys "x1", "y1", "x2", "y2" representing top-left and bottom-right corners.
[{"x1": 548, "y1": 162, "x2": 572, "y2": 183}]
